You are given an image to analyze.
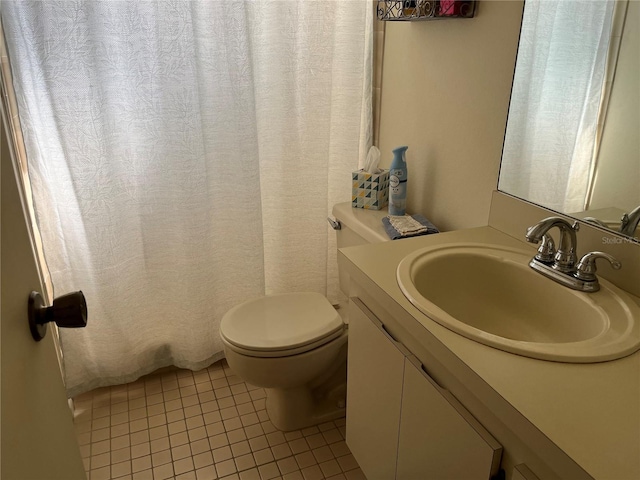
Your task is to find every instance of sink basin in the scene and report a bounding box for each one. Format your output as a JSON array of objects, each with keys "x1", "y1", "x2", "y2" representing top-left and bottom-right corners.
[{"x1": 397, "y1": 243, "x2": 640, "y2": 363}]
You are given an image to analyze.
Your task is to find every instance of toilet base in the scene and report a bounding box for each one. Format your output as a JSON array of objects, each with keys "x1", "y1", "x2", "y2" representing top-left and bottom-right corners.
[{"x1": 265, "y1": 379, "x2": 346, "y2": 432}]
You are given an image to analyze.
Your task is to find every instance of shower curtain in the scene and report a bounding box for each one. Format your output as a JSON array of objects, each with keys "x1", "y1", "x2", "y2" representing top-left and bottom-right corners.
[
  {"x1": 2, "y1": 0, "x2": 372, "y2": 397},
  {"x1": 499, "y1": 0, "x2": 614, "y2": 214}
]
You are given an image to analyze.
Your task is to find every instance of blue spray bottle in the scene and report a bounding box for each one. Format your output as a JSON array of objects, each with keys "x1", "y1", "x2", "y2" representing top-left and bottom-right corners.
[{"x1": 389, "y1": 146, "x2": 408, "y2": 216}]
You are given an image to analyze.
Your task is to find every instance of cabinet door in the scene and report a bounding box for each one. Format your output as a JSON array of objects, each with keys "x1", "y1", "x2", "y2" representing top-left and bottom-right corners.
[
  {"x1": 397, "y1": 355, "x2": 503, "y2": 480},
  {"x1": 346, "y1": 298, "x2": 408, "y2": 480},
  {"x1": 513, "y1": 464, "x2": 540, "y2": 480}
]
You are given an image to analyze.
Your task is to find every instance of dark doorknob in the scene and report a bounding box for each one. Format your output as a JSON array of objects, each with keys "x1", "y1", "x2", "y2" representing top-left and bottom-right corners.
[{"x1": 28, "y1": 291, "x2": 88, "y2": 341}]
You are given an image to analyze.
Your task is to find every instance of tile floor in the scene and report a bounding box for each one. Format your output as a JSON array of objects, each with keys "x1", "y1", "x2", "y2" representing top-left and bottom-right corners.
[{"x1": 73, "y1": 360, "x2": 366, "y2": 480}]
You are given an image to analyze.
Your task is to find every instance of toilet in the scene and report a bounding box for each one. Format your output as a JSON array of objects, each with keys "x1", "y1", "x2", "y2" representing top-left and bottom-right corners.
[{"x1": 219, "y1": 202, "x2": 389, "y2": 431}]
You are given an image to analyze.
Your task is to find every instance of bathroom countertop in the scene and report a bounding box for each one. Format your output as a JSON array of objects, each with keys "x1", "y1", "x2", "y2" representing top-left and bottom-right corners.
[{"x1": 339, "y1": 226, "x2": 640, "y2": 480}]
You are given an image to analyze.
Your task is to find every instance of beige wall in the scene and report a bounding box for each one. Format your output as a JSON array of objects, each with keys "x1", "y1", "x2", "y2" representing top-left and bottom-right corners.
[{"x1": 378, "y1": 1, "x2": 524, "y2": 231}]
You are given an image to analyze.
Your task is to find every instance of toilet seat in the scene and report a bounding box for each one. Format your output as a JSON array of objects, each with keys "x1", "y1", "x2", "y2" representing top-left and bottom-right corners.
[
  {"x1": 222, "y1": 328, "x2": 346, "y2": 358},
  {"x1": 220, "y1": 292, "x2": 344, "y2": 358}
]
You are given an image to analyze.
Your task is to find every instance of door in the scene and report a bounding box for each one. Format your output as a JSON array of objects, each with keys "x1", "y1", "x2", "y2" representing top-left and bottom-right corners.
[{"x1": 1, "y1": 119, "x2": 85, "y2": 478}]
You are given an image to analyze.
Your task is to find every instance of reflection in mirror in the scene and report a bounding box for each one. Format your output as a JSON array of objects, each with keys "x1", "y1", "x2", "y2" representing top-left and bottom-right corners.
[{"x1": 499, "y1": 0, "x2": 639, "y2": 240}]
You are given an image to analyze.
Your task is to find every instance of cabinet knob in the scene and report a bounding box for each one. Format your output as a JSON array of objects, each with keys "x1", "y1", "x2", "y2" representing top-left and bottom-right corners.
[{"x1": 28, "y1": 291, "x2": 88, "y2": 341}]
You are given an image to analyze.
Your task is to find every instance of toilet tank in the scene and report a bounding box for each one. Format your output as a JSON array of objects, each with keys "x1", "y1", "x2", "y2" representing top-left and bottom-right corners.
[
  {"x1": 332, "y1": 202, "x2": 390, "y2": 300},
  {"x1": 332, "y1": 202, "x2": 389, "y2": 248}
]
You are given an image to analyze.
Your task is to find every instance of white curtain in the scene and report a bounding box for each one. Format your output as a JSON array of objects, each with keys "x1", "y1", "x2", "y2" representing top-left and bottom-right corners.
[
  {"x1": 2, "y1": 0, "x2": 372, "y2": 397},
  {"x1": 499, "y1": 0, "x2": 614, "y2": 213}
]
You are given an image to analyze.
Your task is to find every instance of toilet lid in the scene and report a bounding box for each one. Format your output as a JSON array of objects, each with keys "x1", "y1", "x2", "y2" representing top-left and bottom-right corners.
[{"x1": 220, "y1": 292, "x2": 343, "y2": 353}]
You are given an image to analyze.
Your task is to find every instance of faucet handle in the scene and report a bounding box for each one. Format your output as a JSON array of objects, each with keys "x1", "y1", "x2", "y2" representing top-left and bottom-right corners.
[
  {"x1": 575, "y1": 252, "x2": 622, "y2": 282},
  {"x1": 534, "y1": 234, "x2": 556, "y2": 263}
]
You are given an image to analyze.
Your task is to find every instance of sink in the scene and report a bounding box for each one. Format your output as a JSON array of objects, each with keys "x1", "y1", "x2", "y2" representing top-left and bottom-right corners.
[{"x1": 396, "y1": 243, "x2": 640, "y2": 363}]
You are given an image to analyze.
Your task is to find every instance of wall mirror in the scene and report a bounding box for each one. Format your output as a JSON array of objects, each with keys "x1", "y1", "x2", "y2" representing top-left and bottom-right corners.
[{"x1": 498, "y1": 0, "x2": 639, "y2": 241}]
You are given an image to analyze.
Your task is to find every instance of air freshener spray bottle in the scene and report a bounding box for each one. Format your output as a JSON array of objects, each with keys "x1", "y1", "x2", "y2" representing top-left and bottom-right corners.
[{"x1": 389, "y1": 146, "x2": 408, "y2": 216}]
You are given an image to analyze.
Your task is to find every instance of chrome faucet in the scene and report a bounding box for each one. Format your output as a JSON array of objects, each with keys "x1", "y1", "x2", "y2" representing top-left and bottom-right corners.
[
  {"x1": 525, "y1": 216, "x2": 579, "y2": 273},
  {"x1": 620, "y1": 206, "x2": 640, "y2": 237},
  {"x1": 525, "y1": 216, "x2": 621, "y2": 292}
]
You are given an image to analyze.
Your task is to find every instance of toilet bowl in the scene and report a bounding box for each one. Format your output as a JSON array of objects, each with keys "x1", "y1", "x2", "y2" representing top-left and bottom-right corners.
[
  {"x1": 221, "y1": 292, "x2": 348, "y2": 431},
  {"x1": 219, "y1": 203, "x2": 389, "y2": 431}
]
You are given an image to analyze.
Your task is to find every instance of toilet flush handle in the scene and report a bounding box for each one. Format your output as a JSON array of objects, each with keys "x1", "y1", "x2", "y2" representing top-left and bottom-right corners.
[{"x1": 327, "y1": 216, "x2": 341, "y2": 230}]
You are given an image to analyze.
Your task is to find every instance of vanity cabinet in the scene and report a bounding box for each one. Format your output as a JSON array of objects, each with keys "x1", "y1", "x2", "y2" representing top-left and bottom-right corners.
[{"x1": 346, "y1": 297, "x2": 503, "y2": 480}]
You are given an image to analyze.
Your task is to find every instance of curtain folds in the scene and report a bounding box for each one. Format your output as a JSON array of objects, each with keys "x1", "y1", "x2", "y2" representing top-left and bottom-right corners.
[
  {"x1": 499, "y1": 0, "x2": 614, "y2": 214},
  {"x1": 2, "y1": 0, "x2": 372, "y2": 397}
]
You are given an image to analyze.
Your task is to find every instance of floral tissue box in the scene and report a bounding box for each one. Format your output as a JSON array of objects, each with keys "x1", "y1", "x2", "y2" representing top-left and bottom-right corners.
[{"x1": 351, "y1": 169, "x2": 389, "y2": 210}]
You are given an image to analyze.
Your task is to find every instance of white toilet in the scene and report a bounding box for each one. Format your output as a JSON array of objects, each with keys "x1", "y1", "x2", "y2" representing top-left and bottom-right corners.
[{"x1": 219, "y1": 202, "x2": 389, "y2": 431}]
